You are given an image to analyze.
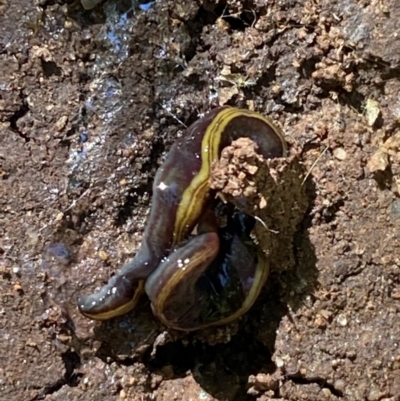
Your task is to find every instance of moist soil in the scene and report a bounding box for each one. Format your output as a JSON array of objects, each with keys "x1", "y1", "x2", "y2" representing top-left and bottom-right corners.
[{"x1": 1, "y1": 1, "x2": 400, "y2": 400}]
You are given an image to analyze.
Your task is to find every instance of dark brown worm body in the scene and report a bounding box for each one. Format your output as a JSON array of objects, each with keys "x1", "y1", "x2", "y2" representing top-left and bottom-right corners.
[{"x1": 78, "y1": 107, "x2": 286, "y2": 330}]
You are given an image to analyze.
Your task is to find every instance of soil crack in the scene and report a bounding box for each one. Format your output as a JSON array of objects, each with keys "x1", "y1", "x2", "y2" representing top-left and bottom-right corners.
[
  {"x1": 29, "y1": 351, "x2": 82, "y2": 401},
  {"x1": 285, "y1": 372, "x2": 344, "y2": 398}
]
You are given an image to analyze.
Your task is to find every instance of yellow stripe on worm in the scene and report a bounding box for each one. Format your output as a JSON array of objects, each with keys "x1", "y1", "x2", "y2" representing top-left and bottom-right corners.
[{"x1": 173, "y1": 107, "x2": 286, "y2": 245}]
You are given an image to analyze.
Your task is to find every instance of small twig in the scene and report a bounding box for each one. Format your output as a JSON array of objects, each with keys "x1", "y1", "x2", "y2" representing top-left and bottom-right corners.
[
  {"x1": 286, "y1": 303, "x2": 298, "y2": 330},
  {"x1": 63, "y1": 187, "x2": 92, "y2": 214},
  {"x1": 301, "y1": 146, "x2": 329, "y2": 187},
  {"x1": 39, "y1": 187, "x2": 92, "y2": 233},
  {"x1": 254, "y1": 215, "x2": 279, "y2": 234},
  {"x1": 159, "y1": 103, "x2": 187, "y2": 128}
]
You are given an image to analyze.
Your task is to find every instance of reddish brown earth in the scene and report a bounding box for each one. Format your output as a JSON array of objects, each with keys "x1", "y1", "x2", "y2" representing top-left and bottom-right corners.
[{"x1": 1, "y1": 1, "x2": 400, "y2": 400}]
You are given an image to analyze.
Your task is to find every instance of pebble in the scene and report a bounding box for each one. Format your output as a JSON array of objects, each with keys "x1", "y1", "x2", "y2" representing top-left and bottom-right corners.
[
  {"x1": 337, "y1": 314, "x2": 348, "y2": 326},
  {"x1": 365, "y1": 99, "x2": 381, "y2": 126},
  {"x1": 98, "y1": 250, "x2": 109, "y2": 261},
  {"x1": 333, "y1": 147, "x2": 347, "y2": 160}
]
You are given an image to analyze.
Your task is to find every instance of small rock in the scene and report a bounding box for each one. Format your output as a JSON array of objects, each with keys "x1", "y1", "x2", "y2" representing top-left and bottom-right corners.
[
  {"x1": 128, "y1": 377, "x2": 137, "y2": 387},
  {"x1": 337, "y1": 314, "x2": 348, "y2": 326},
  {"x1": 259, "y1": 196, "x2": 267, "y2": 209},
  {"x1": 57, "y1": 334, "x2": 71, "y2": 344},
  {"x1": 98, "y1": 250, "x2": 109, "y2": 261},
  {"x1": 367, "y1": 149, "x2": 388, "y2": 172},
  {"x1": 321, "y1": 388, "x2": 332, "y2": 397},
  {"x1": 334, "y1": 379, "x2": 346, "y2": 392},
  {"x1": 314, "y1": 314, "x2": 327, "y2": 328},
  {"x1": 365, "y1": 99, "x2": 381, "y2": 126},
  {"x1": 275, "y1": 356, "x2": 284, "y2": 368},
  {"x1": 54, "y1": 115, "x2": 68, "y2": 132},
  {"x1": 333, "y1": 148, "x2": 347, "y2": 160},
  {"x1": 13, "y1": 282, "x2": 23, "y2": 293}
]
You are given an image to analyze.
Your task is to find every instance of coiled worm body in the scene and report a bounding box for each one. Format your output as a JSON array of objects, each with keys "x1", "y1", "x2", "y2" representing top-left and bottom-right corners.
[{"x1": 78, "y1": 107, "x2": 286, "y2": 330}]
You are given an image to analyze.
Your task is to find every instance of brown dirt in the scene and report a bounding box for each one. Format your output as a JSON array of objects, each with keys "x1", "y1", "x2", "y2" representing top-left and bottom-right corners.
[{"x1": 1, "y1": 0, "x2": 400, "y2": 400}]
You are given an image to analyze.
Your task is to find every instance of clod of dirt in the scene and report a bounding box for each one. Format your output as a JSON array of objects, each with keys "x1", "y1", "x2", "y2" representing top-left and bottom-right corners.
[
  {"x1": 210, "y1": 137, "x2": 309, "y2": 275},
  {"x1": 368, "y1": 131, "x2": 400, "y2": 193}
]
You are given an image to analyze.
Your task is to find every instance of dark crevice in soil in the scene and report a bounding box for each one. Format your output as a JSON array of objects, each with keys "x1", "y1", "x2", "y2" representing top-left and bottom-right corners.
[
  {"x1": 320, "y1": 198, "x2": 345, "y2": 224},
  {"x1": 29, "y1": 351, "x2": 82, "y2": 401},
  {"x1": 372, "y1": 169, "x2": 394, "y2": 191},
  {"x1": 257, "y1": 65, "x2": 278, "y2": 89},
  {"x1": 114, "y1": 181, "x2": 153, "y2": 226},
  {"x1": 29, "y1": 379, "x2": 65, "y2": 401},
  {"x1": 8, "y1": 91, "x2": 30, "y2": 142},
  {"x1": 59, "y1": 138, "x2": 72, "y2": 149},
  {"x1": 216, "y1": 0, "x2": 261, "y2": 27},
  {"x1": 218, "y1": 8, "x2": 255, "y2": 31},
  {"x1": 338, "y1": 263, "x2": 364, "y2": 284},
  {"x1": 183, "y1": 5, "x2": 220, "y2": 63},
  {"x1": 337, "y1": 89, "x2": 365, "y2": 114},
  {"x1": 64, "y1": 205, "x2": 92, "y2": 232},
  {"x1": 65, "y1": 1, "x2": 107, "y2": 26},
  {"x1": 41, "y1": 59, "x2": 62, "y2": 77},
  {"x1": 285, "y1": 373, "x2": 344, "y2": 398},
  {"x1": 380, "y1": 64, "x2": 400, "y2": 82},
  {"x1": 62, "y1": 350, "x2": 83, "y2": 386},
  {"x1": 184, "y1": 0, "x2": 261, "y2": 64},
  {"x1": 40, "y1": 0, "x2": 58, "y2": 8},
  {"x1": 140, "y1": 139, "x2": 166, "y2": 174},
  {"x1": 299, "y1": 55, "x2": 323, "y2": 80},
  {"x1": 1, "y1": 268, "x2": 12, "y2": 281}
]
